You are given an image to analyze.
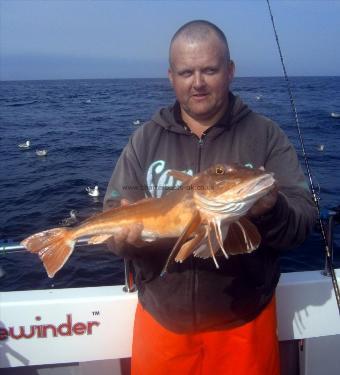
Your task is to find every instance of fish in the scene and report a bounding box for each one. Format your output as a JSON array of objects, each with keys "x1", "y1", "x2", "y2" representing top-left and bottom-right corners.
[{"x1": 21, "y1": 164, "x2": 276, "y2": 278}]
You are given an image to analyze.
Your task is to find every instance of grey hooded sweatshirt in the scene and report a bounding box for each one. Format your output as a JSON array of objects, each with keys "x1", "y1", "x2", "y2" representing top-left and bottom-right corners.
[{"x1": 104, "y1": 93, "x2": 317, "y2": 333}]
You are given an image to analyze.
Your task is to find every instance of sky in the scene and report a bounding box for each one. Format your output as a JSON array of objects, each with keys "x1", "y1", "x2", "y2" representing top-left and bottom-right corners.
[{"x1": 0, "y1": 0, "x2": 339, "y2": 80}]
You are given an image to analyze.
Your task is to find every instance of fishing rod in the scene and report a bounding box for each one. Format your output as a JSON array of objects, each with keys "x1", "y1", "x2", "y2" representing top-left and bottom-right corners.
[
  {"x1": 0, "y1": 238, "x2": 102, "y2": 255},
  {"x1": 266, "y1": 0, "x2": 340, "y2": 315}
]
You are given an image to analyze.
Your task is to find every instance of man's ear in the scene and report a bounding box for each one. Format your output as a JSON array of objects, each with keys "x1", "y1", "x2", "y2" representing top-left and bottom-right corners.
[
  {"x1": 168, "y1": 68, "x2": 174, "y2": 87},
  {"x1": 228, "y1": 60, "x2": 235, "y2": 81}
]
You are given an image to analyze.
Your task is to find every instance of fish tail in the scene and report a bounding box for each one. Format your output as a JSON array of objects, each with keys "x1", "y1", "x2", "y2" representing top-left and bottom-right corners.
[{"x1": 21, "y1": 228, "x2": 76, "y2": 278}]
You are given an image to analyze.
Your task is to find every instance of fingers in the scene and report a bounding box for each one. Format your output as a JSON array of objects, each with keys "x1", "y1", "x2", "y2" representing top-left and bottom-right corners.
[
  {"x1": 115, "y1": 223, "x2": 144, "y2": 247},
  {"x1": 126, "y1": 223, "x2": 145, "y2": 247},
  {"x1": 106, "y1": 198, "x2": 145, "y2": 256},
  {"x1": 118, "y1": 199, "x2": 145, "y2": 245},
  {"x1": 106, "y1": 223, "x2": 145, "y2": 256},
  {"x1": 121, "y1": 198, "x2": 131, "y2": 206},
  {"x1": 248, "y1": 188, "x2": 279, "y2": 218}
]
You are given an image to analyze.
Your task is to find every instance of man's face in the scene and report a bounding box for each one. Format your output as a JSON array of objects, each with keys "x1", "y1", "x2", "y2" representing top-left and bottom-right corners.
[{"x1": 168, "y1": 34, "x2": 234, "y2": 123}]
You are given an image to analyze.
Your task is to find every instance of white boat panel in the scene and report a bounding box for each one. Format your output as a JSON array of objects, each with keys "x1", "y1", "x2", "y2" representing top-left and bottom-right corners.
[
  {"x1": 0, "y1": 286, "x2": 137, "y2": 367},
  {"x1": 1, "y1": 269, "x2": 340, "y2": 368},
  {"x1": 276, "y1": 269, "x2": 340, "y2": 341},
  {"x1": 300, "y1": 335, "x2": 340, "y2": 375}
]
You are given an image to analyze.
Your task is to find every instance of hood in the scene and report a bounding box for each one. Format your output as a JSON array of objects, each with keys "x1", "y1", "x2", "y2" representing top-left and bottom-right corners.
[{"x1": 150, "y1": 93, "x2": 252, "y2": 135}]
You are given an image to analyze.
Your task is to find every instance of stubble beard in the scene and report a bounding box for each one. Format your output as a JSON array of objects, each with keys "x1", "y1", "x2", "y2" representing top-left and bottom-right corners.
[{"x1": 183, "y1": 95, "x2": 228, "y2": 123}]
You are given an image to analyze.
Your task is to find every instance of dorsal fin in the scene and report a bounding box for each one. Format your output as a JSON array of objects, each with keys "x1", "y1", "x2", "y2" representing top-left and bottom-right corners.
[{"x1": 167, "y1": 170, "x2": 192, "y2": 183}]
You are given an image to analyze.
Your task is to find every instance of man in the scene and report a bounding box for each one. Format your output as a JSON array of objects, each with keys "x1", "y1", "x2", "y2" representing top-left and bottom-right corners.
[{"x1": 104, "y1": 20, "x2": 317, "y2": 375}]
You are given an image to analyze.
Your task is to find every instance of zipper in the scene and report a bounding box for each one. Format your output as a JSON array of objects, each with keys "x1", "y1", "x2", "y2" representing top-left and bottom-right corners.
[
  {"x1": 191, "y1": 132, "x2": 206, "y2": 330},
  {"x1": 196, "y1": 132, "x2": 205, "y2": 173}
]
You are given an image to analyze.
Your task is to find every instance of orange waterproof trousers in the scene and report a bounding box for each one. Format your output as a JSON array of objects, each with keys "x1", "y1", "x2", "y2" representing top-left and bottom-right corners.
[{"x1": 131, "y1": 297, "x2": 280, "y2": 375}]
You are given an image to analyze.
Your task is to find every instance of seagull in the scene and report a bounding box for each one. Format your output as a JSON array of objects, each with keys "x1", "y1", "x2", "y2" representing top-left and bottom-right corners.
[
  {"x1": 36, "y1": 149, "x2": 48, "y2": 156},
  {"x1": 133, "y1": 119, "x2": 141, "y2": 125},
  {"x1": 61, "y1": 210, "x2": 78, "y2": 226},
  {"x1": 18, "y1": 140, "x2": 30, "y2": 149},
  {"x1": 86, "y1": 185, "x2": 99, "y2": 197},
  {"x1": 255, "y1": 95, "x2": 263, "y2": 101},
  {"x1": 317, "y1": 144, "x2": 325, "y2": 152},
  {"x1": 330, "y1": 112, "x2": 340, "y2": 119}
]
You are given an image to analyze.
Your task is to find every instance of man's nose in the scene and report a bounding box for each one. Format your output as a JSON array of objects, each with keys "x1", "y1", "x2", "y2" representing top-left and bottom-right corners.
[{"x1": 193, "y1": 72, "x2": 205, "y2": 89}]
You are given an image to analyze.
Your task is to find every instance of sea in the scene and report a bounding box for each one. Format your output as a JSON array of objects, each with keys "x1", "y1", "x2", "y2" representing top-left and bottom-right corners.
[{"x1": 0, "y1": 77, "x2": 339, "y2": 292}]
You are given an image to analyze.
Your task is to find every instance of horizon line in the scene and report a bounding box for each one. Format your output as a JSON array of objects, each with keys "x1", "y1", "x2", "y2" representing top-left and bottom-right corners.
[{"x1": 1, "y1": 74, "x2": 339, "y2": 83}]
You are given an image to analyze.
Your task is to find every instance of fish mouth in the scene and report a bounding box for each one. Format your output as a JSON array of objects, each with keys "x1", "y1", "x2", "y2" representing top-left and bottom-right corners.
[
  {"x1": 233, "y1": 174, "x2": 275, "y2": 200},
  {"x1": 214, "y1": 173, "x2": 275, "y2": 202},
  {"x1": 194, "y1": 173, "x2": 275, "y2": 217}
]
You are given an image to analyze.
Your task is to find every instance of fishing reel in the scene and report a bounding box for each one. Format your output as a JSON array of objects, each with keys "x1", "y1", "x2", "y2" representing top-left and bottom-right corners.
[
  {"x1": 319, "y1": 205, "x2": 340, "y2": 278},
  {"x1": 320, "y1": 205, "x2": 340, "y2": 226},
  {"x1": 330, "y1": 205, "x2": 340, "y2": 223}
]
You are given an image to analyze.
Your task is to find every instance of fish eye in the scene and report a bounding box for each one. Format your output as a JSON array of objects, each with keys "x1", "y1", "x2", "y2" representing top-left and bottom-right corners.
[{"x1": 215, "y1": 166, "x2": 224, "y2": 174}]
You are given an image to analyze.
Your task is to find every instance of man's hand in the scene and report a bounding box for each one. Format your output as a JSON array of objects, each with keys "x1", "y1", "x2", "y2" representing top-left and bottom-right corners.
[
  {"x1": 106, "y1": 199, "x2": 146, "y2": 256},
  {"x1": 248, "y1": 186, "x2": 279, "y2": 218}
]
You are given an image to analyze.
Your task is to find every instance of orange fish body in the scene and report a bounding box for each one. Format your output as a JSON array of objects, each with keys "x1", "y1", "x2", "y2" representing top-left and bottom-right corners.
[
  {"x1": 21, "y1": 164, "x2": 276, "y2": 278},
  {"x1": 78, "y1": 189, "x2": 196, "y2": 240}
]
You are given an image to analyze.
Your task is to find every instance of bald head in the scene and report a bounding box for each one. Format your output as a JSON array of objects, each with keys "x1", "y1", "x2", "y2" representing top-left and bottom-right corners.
[{"x1": 169, "y1": 20, "x2": 231, "y2": 67}]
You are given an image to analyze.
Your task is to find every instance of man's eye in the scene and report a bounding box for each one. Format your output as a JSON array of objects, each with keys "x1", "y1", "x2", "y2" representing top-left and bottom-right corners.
[
  {"x1": 179, "y1": 71, "x2": 192, "y2": 77},
  {"x1": 204, "y1": 68, "x2": 217, "y2": 75}
]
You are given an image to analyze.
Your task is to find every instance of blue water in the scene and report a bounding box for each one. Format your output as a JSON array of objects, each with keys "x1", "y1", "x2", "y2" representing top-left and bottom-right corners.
[{"x1": 0, "y1": 77, "x2": 339, "y2": 292}]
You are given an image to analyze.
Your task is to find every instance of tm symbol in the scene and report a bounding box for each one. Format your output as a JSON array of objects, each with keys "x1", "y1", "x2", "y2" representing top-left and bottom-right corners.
[{"x1": 92, "y1": 311, "x2": 100, "y2": 316}]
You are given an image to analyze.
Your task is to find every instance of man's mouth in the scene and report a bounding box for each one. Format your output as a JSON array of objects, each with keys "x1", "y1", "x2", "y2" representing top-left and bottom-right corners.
[{"x1": 192, "y1": 93, "x2": 209, "y2": 99}]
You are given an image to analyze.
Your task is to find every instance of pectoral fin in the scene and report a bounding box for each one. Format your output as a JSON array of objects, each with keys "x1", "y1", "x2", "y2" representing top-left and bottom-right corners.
[
  {"x1": 225, "y1": 217, "x2": 261, "y2": 254},
  {"x1": 161, "y1": 212, "x2": 201, "y2": 276},
  {"x1": 175, "y1": 225, "x2": 206, "y2": 263},
  {"x1": 194, "y1": 222, "x2": 223, "y2": 268}
]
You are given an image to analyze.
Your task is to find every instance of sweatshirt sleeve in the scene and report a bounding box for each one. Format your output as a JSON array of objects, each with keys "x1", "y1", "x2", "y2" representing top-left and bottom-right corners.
[
  {"x1": 253, "y1": 120, "x2": 318, "y2": 250},
  {"x1": 104, "y1": 135, "x2": 146, "y2": 211}
]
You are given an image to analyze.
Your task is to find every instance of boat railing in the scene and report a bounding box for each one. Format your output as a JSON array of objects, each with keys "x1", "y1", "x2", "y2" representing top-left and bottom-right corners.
[
  {"x1": 123, "y1": 260, "x2": 136, "y2": 293},
  {"x1": 0, "y1": 237, "x2": 137, "y2": 293}
]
